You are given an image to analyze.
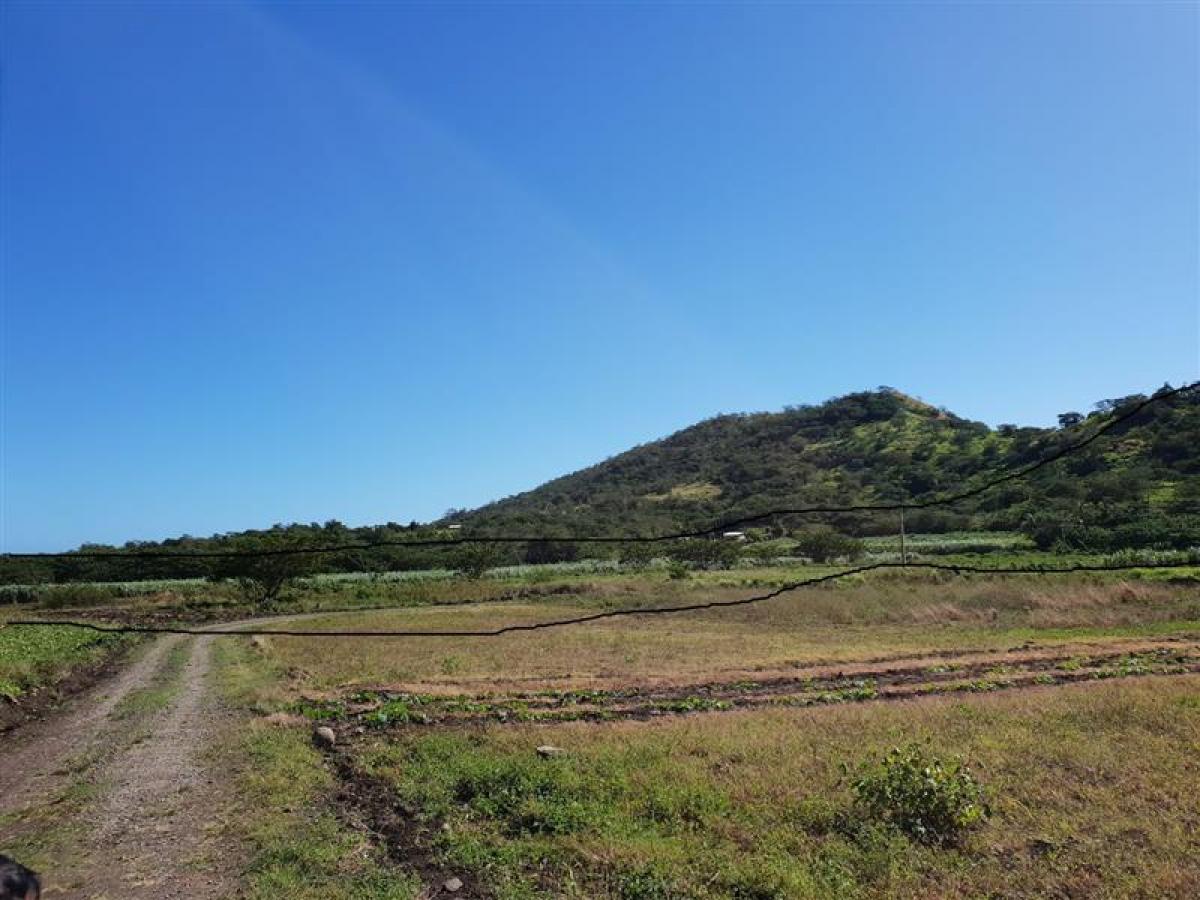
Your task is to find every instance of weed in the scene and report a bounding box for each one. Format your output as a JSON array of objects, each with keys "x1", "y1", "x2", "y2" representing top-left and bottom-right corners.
[
  {"x1": 650, "y1": 696, "x2": 733, "y2": 713},
  {"x1": 364, "y1": 699, "x2": 413, "y2": 728},
  {"x1": 848, "y1": 743, "x2": 989, "y2": 845},
  {"x1": 290, "y1": 699, "x2": 345, "y2": 721}
]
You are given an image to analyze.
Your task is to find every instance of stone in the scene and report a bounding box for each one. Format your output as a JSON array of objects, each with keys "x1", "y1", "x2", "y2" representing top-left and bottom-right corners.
[
  {"x1": 536, "y1": 745, "x2": 565, "y2": 759},
  {"x1": 443, "y1": 876, "x2": 463, "y2": 893},
  {"x1": 313, "y1": 725, "x2": 336, "y2": 748}
]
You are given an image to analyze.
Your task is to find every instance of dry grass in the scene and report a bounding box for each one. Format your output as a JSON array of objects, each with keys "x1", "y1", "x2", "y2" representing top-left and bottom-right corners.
[
  {"x1": 254, "y1": 579, "x2": 1200, "y2": 692},
  {"x1": 222, "y1": 575, "x2": 1200, "y2": 897}
]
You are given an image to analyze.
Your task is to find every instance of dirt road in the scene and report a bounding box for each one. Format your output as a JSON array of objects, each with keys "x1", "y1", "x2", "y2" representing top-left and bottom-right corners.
[{"x1": 0, "y1": 633, "x2": 236, "y2": 898}]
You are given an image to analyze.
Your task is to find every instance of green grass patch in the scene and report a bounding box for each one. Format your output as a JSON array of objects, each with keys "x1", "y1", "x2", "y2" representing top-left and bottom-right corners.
[
  {"x1": 210, "y1": 640, "x2": 422, "y2": 899},
  {"x1": 0, "y1": 623, "x2": 137, "y2": 700},
  {"x1": 353, "y1": 674, "x2": 1200, "y2": 898}
]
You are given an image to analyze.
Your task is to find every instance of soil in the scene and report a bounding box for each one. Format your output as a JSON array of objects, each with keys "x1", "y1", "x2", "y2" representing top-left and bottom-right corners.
[{"x1": 321, "y1": 637, "x2": 1200, "y2": 731}]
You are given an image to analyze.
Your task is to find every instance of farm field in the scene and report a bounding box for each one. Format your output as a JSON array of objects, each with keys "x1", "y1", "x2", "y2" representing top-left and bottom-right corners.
[
  {"x1": 202, "y1": 571, "x2": 1200, "y2": 899},
  {"x1": 0, "y1": 617, "x2": 138, "y2": 732},
  {"x1": 3, "y1": 562, "x2": 1200, "y2": 898}
]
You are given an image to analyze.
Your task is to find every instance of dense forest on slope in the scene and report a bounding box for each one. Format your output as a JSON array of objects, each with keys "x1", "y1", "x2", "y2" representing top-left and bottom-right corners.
[{"x1": 3, "y1": 384, "x2": 1197, "y2": 585}]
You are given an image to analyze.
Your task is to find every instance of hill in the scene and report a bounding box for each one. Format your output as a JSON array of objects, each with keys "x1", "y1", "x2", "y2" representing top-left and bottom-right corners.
[
  {"x1": 3, "y1": 383, "x2": 1197, "y2": 585},
  {"x1": 451, "y1": 385, "x2": 1200, "y2": 542}
]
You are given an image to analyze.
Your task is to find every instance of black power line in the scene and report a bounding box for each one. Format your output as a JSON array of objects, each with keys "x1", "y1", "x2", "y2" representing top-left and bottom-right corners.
[
  {"x1": 6, "y1": 559, "x2": 1196, "y2": 637},
  {"x1": 3, "y1": 381, "x2": 1195, "y2": 562}
]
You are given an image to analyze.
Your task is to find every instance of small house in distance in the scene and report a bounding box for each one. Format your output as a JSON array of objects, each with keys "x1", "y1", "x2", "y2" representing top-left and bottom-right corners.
[
  {"x1": 447, "y1": 524, "x2": 463, "y2": 531},
  {"x1": 722, "y1": 531, "x2": 747, "y2": 541}
]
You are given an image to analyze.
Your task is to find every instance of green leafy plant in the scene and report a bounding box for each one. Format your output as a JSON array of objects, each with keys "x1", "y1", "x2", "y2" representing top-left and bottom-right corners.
[
  {"x1": 666, "y1": 560, "x2": 690, "y2": 580},
  {"x1": 848, "y1": 743, "x2": 989, "y2": 845}
]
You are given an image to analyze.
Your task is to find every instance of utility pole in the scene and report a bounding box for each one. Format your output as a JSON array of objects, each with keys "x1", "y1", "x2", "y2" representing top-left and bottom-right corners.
[{"x1": 899, "y1": 506, "x2": 907, "y2": 566}]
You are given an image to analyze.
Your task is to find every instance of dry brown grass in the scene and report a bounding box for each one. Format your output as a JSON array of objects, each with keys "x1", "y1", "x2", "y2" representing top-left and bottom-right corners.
[{"x1": 255, "y1": 578, "x2": 1200, "y2": 692}]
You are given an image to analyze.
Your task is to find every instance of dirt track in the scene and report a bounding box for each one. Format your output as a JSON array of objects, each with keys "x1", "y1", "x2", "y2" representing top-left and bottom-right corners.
[{"x1": 0, "y1": 634, "x2": 235, "y2": 899}]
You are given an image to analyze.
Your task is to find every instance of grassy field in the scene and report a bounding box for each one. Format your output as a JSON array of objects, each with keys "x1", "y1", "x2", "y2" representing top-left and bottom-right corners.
[
  {"x1": 5, "y1": 537, "x2": 1194, "y2": 626},
  {"x1": 240, "y1": 577, "x2": 1199, "y2": 691},
  {"x1": 350, "y1": 677, "x2": 1200, "y2": 899},
  {"x1": 208, "y1": 570, "x2": 1200, "y2": 898},
  {"x1": 0, "y1": 617, "x2": 137, "y2": 703}
]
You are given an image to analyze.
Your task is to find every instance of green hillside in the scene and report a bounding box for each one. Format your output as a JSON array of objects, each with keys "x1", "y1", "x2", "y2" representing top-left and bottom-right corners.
[{"x1": 453, "y1": 385, "x2": 1200, "y2": 544}]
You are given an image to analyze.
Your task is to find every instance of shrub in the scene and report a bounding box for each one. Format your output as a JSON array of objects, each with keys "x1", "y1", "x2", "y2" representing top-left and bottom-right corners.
[
  {"x1": 453, "y1": 543, "x2": 503, "y2": 580},
  {"x1": 666, "y1": 560, "x2": 690, "y2": 580},
  {"x1": 617, "y1": 543, "x2": 657, "y2": 570},
  {"x1": 848, "y1": 743, "x2": 989, "y2": 845},
  {"x1": 794, "y1": 527, "x2": 864, "y2": 564},
  {"x1": 666, "y1": 538, "x2": 739, "y2": 570}
]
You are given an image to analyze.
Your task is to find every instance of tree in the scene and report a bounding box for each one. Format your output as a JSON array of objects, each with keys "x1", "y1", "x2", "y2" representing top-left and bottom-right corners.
[
  {"x1": 1057, "y1": 412, "x2": 1084, "y2": 429},
  {"x1": 794, "y1": 527, "x2": 864, "y2": 564},
  {"x1": 617, "y1": 542, "x2": 657, "y2": 570},
  {"x1": 454, "y1": 543, "x2": 502, "y2": 580},
  {"x1": 617, "y1": 542, "x2": 657, "y2": 569},
  {"x1": 666, "y1": 538, "x2": 740, "y2": 570},
  {"x1": 208, "y1": 535, "x2": 316, "y2": 606}
]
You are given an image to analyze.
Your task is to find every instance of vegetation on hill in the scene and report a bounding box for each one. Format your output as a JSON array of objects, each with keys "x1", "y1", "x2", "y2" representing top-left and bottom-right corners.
[
  {"x1": 455, "y1": 383, "x2": 1199, "y2": 542},
  {"x1": 2, "y1": 384, "x2": 1196, "y2": 587}
]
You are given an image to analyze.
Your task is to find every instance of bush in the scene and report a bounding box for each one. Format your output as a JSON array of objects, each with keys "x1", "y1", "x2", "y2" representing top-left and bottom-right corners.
[
  {"x1": 38, "y1": 583, "x2": 124, "y2": 609},
  {"x1": 848, "y1": 744, "x2": 989, "y2": 845},
  {"x1": 794, "y1": 527, "x2": 864, "y2": 564},
  {"x1": 453, "y1": 543, "x2": 503, "y2": 580},
  {"x1": 666, "y1": 538, "x2": 740, "y2": 570},
  {"x1": 666, "y1": 560, "x2": 690, "y2": 580},
  {"x1": 617, "y1": 543, "x2": 657, "y2": 570}
]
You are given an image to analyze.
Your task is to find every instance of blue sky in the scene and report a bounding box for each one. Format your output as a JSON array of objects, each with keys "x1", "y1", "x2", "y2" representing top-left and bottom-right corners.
[{"x1": 2, "y1": 1, "x2": 1196, "y2": 552}]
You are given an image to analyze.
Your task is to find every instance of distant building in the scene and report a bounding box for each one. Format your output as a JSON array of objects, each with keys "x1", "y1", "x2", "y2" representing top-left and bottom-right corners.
[
  {"x1": 447, "y1": 524, "x2": 463, "y2": 531},
  {"x1": 722, "y1": 531, "x2": 747, "y2": 541}
]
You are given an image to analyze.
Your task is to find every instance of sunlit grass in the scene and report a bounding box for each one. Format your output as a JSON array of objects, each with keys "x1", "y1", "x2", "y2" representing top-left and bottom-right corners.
[
  {"x1": 249, "y1": 578, "x2": 1200, "y2": 691},
  {"x1": 359, "y1": 676, "x2": 1200, "y2": 898}
]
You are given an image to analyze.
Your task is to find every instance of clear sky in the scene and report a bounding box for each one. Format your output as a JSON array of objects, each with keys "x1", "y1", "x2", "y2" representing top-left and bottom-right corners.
[{"x1": 1, "y1": 1, "x2": 1197, "y2": 552}]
